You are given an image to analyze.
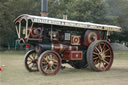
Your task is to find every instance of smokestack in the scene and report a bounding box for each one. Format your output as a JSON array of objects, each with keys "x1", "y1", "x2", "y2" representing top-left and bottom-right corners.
[{"x1": 40, "y1": 0, "x2": 48, "y2": 17}]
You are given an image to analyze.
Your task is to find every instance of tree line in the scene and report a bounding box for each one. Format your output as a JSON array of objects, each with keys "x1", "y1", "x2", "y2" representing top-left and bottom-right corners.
[{"x1": 0, "y1": 0, "x2": 128, "y2": 48}]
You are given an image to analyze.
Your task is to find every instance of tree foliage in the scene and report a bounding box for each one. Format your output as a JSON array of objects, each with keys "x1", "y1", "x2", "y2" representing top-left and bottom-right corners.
[{"x1": 105, "y1": 0, "x2": 128, "y2": 43}]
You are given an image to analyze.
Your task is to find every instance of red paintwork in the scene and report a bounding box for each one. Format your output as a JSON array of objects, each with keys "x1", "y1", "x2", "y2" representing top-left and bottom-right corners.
[
  {"x1": 71, "y1": 51, "x2": 83, "y2": 60},
  {"x1": 63, "y1": 51, "x2": 71, "y2": 60},
  {"x1": 63, "y1": 51, "x2": 83, "y2": 60},
  {"x1": 71, "y1": 35, "x2": 81, "y2": 45},
  {"x1": 84, "y1": 31, "x2": 100, "y2": 46},
  {"x1": 25, "y1": 44, "x2": 30, "y2": 48},
  {"x1": 52, "y1": 40, "x2": 61, "y2": 44}
]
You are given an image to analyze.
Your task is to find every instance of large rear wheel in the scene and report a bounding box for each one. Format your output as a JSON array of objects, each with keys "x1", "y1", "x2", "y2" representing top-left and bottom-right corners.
[
  {"x1": 87, "y1": 40, "x2": 114, "y2": 71},
  {"x1": 38, "y1": 50, "x2": 61, "y2": 75}
]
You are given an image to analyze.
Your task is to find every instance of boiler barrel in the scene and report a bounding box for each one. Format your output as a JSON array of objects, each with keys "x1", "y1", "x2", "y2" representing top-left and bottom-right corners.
[{"x1": 38, "y1": 44, "x2": 78, "y2": 53}]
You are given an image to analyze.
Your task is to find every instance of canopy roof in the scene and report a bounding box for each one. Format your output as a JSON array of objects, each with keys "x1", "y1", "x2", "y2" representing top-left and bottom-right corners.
[{"x1": 14, "y1": 14, "x2": 122, "y2": 32}]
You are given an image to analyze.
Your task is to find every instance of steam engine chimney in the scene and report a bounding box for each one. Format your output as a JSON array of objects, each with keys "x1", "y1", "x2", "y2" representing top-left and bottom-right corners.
[{"x1": 41, "y1": 0, "x2": 48, "y2": 17}]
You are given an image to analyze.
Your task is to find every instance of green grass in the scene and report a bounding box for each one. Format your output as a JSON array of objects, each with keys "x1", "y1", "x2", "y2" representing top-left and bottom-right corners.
[{"x1": 0, "y1": 51, "x2": 128, "y2": 85}]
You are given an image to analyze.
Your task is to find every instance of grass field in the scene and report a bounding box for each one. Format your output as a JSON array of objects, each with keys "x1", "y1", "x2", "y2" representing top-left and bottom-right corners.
[{"x1": 0, "y1": 51, "x2": 128, "y2": 85}]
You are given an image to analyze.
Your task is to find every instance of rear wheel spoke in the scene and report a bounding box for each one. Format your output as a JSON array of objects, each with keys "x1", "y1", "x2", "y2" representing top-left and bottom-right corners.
[
  {"x1": 93, "y1": 57, "x2": 99, "y2": 60},
  {"x1": 102, "y1": 43, "x2": 106, "y2": 51},
  {"x1": 104, "y1": 48, "x2": 110, "y2": 53},
  {"x1": 105, "y1": 56, "x2": 111, "y2": 58},
  {"x1": 93, "y1": 52, "x2": 99, "y2": 55},
  {"x1": 95, "y1": 47, "x2": 100, "y2": 53},
  {"x1": 98, "y1": 44, "x2": 103, "y2": 52},
  {"x1": 103, "y1": 60, "x2": 109, "y2": 65}
]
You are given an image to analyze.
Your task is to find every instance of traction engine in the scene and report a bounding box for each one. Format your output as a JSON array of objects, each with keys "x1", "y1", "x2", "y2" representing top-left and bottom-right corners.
[{"x1": 14, "y1": 14, "x2": 121, "y2": 75}]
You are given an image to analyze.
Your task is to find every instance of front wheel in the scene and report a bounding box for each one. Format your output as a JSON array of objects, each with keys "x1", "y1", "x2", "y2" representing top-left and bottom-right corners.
[
  {"x1": 38, "y1": 50, "x2": 61, "y2": 75},
  {"x1": 24, "y1": 50, "x2": 39, "y2": 72},
  {"x1": 87, "y1": 40, "x2": 114, "y2": 71}
]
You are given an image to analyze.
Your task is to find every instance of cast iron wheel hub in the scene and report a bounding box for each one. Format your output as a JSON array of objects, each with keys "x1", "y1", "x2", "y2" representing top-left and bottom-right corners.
[
  {"x1": 48, "y1": 61, "x2": 54, "y2": 66},
  {"x1": 99, "y1": 52, "x2": 106, "y2": 60}
]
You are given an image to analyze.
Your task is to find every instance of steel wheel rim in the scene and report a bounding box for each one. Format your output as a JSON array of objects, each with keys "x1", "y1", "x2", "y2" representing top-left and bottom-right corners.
[
  {"x1": 92, "y1": 41, "x2": 113, "y2": 71},
  {"x1": 40, "y1": 52, "x2": 61, "y2": 75},
  {"x1": 26, "y1": 51, "x2": 38, "y2": 71}
]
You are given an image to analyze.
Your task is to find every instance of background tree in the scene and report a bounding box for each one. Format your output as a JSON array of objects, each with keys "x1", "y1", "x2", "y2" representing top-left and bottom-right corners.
[
  {"x1": 0, "y1": 0, "x2": 41, "y2": 49},
  {"x1": 105, "y1": 0, "x2": 128, "y2": 43}
]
